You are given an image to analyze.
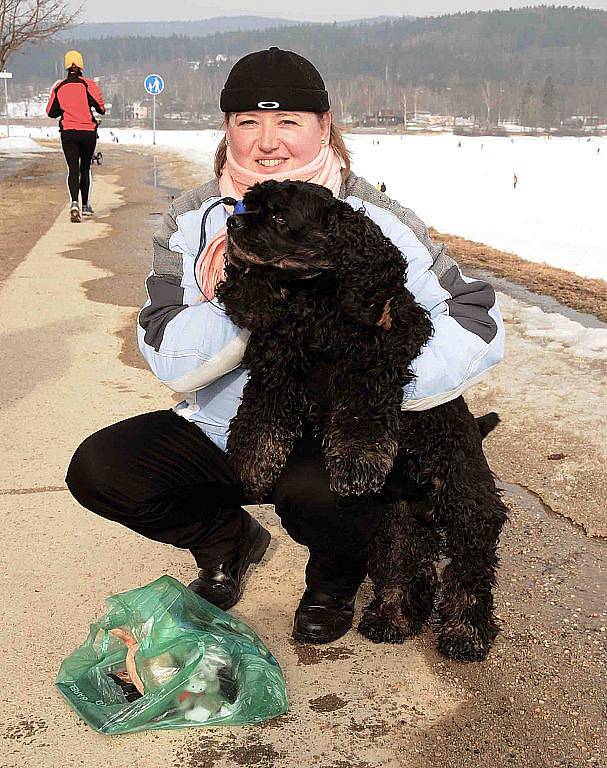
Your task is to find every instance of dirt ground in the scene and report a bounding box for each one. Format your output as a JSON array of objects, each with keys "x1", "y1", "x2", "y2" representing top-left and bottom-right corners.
[
  {"x1": 0, "y1": 149, "x2": 68, "y2": 284},
  {"x1": 0, "y1": 144, "x2": 605, "y2": 768}
]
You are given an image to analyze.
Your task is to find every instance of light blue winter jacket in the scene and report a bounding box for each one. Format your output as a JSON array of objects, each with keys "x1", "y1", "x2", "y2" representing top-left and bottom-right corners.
[{"x1": 138, "y1": 172, "x2": 504, "y2": 451}]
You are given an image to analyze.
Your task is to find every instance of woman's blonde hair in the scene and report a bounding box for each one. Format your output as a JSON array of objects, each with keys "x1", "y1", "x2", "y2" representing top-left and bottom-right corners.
[{"x1": 213, "y1": 113, "x2": 351, "y2": 178}]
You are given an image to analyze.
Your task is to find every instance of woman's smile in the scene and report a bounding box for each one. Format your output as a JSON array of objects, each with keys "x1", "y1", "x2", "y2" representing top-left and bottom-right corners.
[{"x1": 256, "y1": 158, "x2": 288, "y2": 169}]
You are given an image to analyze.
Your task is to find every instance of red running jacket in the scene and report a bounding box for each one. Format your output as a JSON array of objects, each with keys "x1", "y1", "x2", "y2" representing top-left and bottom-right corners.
[{"x1": 46, "y1": 73, "x2": 105, "y2": 131}]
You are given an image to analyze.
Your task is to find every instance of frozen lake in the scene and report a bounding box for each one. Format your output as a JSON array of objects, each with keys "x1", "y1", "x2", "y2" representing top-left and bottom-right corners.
[
  {"x1": 13, "y1": 125, "x2": 607, "y2": 281},
  {"x1": 347, "y1": 133, "x2": 607, "y2": 281}
]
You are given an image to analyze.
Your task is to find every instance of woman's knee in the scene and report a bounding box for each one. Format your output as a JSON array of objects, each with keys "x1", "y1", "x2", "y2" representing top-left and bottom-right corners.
[
  {"x1": 274, "y1": 469, "x2": 381, "y2": 551},
  {"x1": 65, "y1": 431, "x2": 116, "y2": 509}
]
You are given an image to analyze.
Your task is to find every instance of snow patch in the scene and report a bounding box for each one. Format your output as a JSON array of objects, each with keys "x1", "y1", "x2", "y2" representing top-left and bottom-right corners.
[{"x1": 499, "y1": 293, "x2": 607, "y2": 361}]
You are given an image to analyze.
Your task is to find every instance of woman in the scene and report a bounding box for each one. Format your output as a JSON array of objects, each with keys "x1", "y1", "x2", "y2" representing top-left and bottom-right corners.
[
  {"x1": 46, "y1": 50, "x2": 105, "y2": 222},
  {"x1": 66, "y1": 48, "x2": 504, "y2": 645}
]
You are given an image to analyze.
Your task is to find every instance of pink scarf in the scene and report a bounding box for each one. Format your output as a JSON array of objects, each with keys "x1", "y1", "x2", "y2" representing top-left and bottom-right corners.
[{"x1": 196, "y1": 145, "x2": 343, "y2": 301}]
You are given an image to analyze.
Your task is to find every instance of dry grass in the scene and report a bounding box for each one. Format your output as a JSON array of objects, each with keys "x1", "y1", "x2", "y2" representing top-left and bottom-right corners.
[
  {"x1": 432, "y1": 228, "x2": 607, "y2": 323},
  {"x1": 0, "y1": 152, "x2": 67, "y2": 284}
]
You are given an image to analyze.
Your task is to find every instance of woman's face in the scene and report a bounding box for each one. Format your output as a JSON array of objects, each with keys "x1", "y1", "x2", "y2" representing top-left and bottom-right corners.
[{"x1": 225, "y1": 111, "x2": 331, "y2": 174}]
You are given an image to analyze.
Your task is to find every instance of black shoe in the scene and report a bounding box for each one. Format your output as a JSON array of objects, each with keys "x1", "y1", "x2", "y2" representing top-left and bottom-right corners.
[
  {"x1": 292, "y1": 588, "x2": 357, "y2": 644},
  {"x1": 187, "y1": 517, "x2": 271, "y2": 611}
]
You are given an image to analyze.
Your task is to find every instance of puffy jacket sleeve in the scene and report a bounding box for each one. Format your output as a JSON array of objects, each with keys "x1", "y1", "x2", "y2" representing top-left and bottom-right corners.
[
  {"x1": 345, "y1": 178, "x2": 505, "y2": 411},
  {"x1": 137, "y1": 185, "x2": 249, "y2": 393},
  {"x1": 399, "y1": 216, "x2": 505, "y2": 411}
]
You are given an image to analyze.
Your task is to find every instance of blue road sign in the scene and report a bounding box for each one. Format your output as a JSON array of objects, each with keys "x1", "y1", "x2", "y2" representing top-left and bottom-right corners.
[{"x1": 144, "y1": 74, "x2": 165, "y2": 95}]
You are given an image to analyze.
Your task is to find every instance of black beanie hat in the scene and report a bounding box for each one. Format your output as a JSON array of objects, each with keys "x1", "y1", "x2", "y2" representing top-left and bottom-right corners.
[{"x1": 220, "y1": 47, "x2": 330, "y2": 113}]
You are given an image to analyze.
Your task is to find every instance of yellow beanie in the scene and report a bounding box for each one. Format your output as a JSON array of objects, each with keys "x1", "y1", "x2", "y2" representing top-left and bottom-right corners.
[{"x1": 64, "y1": 50, "x2": 84, "y2": 70}]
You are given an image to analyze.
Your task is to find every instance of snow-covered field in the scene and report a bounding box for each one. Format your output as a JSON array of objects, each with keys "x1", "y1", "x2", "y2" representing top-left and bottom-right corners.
[
  {"x1": 5, "y1": 125, "x2": 607, "y2": 281},
  {"x1": 347, "y1": 133, "x2": 607, "y2": 282}
]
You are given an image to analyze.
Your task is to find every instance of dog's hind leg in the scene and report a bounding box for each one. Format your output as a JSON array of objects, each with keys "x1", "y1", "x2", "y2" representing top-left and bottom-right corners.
[
  {"x1": 358, "y1": 499, "x2": 440, "y2": 644},
  {"x1": 398, "y1": 398, "x2": 508, "y2": 661},
  {"x1": 433, "y1": 476, "x2": 508, "y2": 662}
]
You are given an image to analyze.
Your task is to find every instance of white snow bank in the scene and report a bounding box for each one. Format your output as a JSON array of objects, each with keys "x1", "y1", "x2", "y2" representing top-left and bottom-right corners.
[
  {"x1": 345, "y1": 133, "x2": 607, "y2": 282},
  {"x1": 499, "y1": 293, "x2": 607, "y2": 361}
]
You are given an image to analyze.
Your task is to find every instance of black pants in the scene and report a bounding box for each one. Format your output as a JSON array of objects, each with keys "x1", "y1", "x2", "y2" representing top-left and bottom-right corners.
[
  {"x1": 61, "y1": 129, "x2": 97, "y2": 205},
  {"x1": 66, "y1": 410, "x2": 384, "y2": 596}
]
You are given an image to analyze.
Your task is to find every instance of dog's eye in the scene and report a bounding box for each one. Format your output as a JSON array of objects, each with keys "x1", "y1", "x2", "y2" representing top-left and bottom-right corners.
[{"x1": 270, "y1": 213, "x2": 287, "y2": 226}]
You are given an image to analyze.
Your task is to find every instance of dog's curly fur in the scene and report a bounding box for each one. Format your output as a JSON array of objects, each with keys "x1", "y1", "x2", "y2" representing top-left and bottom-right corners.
[{"x1": 216, "y1": 179, "x2": 508, "y2": 662}]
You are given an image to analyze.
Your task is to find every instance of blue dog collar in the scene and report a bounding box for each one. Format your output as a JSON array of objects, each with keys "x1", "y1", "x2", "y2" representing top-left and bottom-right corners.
[{"x1": 233, "y1": 200, "x2": 246, "y2": 214}]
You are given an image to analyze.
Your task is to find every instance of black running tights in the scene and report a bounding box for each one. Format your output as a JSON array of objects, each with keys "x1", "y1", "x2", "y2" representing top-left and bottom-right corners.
[{"x1": 61, "y1": 129, "x2": 97, "y2": 205}]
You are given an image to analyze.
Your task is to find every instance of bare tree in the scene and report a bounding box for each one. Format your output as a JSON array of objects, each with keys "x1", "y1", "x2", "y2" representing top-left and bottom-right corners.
[
  {"x1": 480, "y1": 81, "x2": 496, "y2": 125},
  {"x1": 0, "y1": 0, "x2": 80, "y2": 71}
]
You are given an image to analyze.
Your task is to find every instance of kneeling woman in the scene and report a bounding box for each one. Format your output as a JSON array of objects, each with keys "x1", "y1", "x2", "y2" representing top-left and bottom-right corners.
[{"x1": 66, "y1": 47, "x2": 504, "y2": 644}]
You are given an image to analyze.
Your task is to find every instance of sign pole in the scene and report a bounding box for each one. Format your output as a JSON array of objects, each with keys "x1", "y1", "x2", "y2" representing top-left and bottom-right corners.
[
  {"x1": 144, "y1": 74, "x2": 164, "y2": 146},
  {"x1": 4, "y1": 77, "x2": 8, "y2": 138},
  {"x1": 0, "y1": 73, "x2": 12, "y2": 138}
]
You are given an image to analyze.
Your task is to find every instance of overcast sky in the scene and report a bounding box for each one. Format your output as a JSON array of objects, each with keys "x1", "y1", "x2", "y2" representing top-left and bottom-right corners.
[{"x1": 76, "y1": 1, "x2": 607, "y2": 24}]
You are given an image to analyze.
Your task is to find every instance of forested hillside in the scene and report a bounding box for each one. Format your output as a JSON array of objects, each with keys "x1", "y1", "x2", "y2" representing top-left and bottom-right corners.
[{"x1": 13, "y1": 7, "x2": 607, "y2": 126}]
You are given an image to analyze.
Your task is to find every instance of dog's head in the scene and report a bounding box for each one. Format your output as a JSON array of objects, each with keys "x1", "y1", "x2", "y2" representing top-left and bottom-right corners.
[
  {"x1": 219, "y1": 178, "x2": 408, "y2": 330},
  {"x1": 225, "y1": 179, "x2": 339, "y2": 279}
]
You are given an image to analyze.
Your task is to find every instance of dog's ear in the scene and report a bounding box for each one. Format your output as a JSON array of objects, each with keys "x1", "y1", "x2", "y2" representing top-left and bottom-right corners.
[
  {"x1": 301, "y1": 181, "x2": 337, "y2": 203},
  {"x1": 329, "y1": 203, "x2": 406, "y2": 326},
  {"x1": 216, "y1": 263, "x2": 287, "y2": 332}
]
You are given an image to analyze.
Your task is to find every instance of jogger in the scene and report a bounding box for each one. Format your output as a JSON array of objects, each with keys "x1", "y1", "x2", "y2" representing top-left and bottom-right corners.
[{"x1": 46, "y1": 50, "x2": 105, "y2": 222}]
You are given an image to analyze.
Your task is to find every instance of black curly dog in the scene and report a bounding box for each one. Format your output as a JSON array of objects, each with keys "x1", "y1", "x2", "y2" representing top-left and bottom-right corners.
[{"x1": 216, "y1": 180, "x2": 508, "y2": 662}]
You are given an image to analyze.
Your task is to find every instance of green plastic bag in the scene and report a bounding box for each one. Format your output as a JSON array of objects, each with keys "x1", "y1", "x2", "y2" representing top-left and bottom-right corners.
[{"x1": 56, "y1": 576, "x2": 288, "y2": 734}]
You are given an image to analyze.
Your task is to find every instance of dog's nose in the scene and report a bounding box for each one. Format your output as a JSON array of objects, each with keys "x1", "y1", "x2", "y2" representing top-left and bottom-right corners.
[{"x1": 227, "y1": 215, "x2": 245, "y2": 231}]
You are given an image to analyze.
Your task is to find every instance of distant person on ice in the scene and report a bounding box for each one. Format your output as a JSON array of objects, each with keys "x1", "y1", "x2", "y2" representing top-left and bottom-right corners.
[
  {"x1": 513, "y1": 173, "x2": 518, "y2": 189},
  {"x1": 46, "y1": 50, "x2": 105, "y2": 223}
]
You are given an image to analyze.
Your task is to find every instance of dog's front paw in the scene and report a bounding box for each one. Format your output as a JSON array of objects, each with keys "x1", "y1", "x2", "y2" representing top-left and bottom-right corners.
[
  {"x1": 436, "y1": 619, "x2": 499, "y2": 662},
  {"x1": 325, "y1": 436, "x2": 398, "y2": 496},
  {"x1": 238, "y1": 462, "x2": 277, "y2": 503},
  {"x1": 230, "y1": 427, "x2": 296, "y2": 502}
]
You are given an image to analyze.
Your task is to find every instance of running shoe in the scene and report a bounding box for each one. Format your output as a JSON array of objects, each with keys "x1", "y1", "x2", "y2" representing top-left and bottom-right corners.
[
  {"x1": 82, "y1": 204, "x2": 94, "y2": 216},
  {"x1": 70, "y1": 201, "x2": 81, "y2": 223}
]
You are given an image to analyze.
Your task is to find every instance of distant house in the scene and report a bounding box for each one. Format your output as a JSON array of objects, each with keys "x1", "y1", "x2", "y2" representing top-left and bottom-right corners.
[
  {"x1": 361, "y1": 110, "x2": 455, "y2": 128},
  {"x1": 126, "y1": 101, "x2": 149, "y2": 120},
  {"x1": 362, "y1": 111, "x2": 405, "y2": 127},
  {"x1": 206, "y1": 54, "x2": 229, "y2": 68},
  {"x1": 563, "y1": 115, "x2": 604, "y2": 129}
]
